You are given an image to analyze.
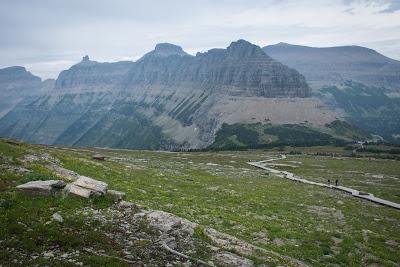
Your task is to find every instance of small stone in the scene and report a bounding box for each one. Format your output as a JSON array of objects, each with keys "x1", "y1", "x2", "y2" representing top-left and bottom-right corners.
[
  {"x1": 385, "y1": 240, "x2": 398, "y2": 247},
  {"x1": 118, "y1": 201, "x2": 135, "y2": 208},
  {"x1": 52, "y1": 212, "x2": 63, "y2": 223},
  {"x1": 43, "y1": 251, "x2": 54, "y2": 258},
  {"x1": 107, "y1": 190, "x2": 125, "y2": 202}
]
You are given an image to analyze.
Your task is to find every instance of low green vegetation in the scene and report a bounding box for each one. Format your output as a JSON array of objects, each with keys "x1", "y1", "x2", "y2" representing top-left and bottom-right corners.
[
  {"x1": 1, "y1": 139, "x2": 399, "y2": 266},
  {"x1": 210, "y1": 122, "x2": 350, "y2": 150},
  {"x1": 325, "y1": 120, "x2": 372, "y2": 140}
]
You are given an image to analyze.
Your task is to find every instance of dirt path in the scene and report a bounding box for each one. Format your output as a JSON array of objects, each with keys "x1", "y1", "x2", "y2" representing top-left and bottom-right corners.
[{"x1": 248, "y1": 155, "x2": 400, "y2": 210}]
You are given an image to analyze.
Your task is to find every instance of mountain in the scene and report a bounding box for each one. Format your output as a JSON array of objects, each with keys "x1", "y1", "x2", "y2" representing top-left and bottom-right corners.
[
  {"x1": 263, "y1": 43, "x2": 400, "y2": 92},
  {"x1": 0, "y1": 66, "x2": 47, "y2": 117},
  {"x1": 263, "y1": 43, "x2": 400, "y2": 143},
  {"x1": 55, "y1": 40, "x2": 310, "y2": 97},
  {"x1": 140, "y1": 42, "x2": 189, "y2": 58},
  {"x1": 0, "y1": 40, "x2": 343, "y2": 150}
]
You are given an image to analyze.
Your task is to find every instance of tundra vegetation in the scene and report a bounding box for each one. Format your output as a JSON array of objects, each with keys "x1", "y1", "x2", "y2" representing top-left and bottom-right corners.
[{"x1": 0, "y1": 139, "x2": 399, "y2": 266}]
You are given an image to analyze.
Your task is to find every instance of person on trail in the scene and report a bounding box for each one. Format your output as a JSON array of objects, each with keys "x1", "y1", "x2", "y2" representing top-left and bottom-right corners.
[
  {"x1": 335, "y1": 179, "x2": 338, "y2": 186},
  {"x1": 328, "y1": 179, "x2": 331, "y2": 185}
]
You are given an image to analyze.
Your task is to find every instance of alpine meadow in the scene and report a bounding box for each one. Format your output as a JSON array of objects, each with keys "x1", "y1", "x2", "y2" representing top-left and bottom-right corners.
[{"x1": 1, "y1": 1, "x2": 399, "y2": 266}]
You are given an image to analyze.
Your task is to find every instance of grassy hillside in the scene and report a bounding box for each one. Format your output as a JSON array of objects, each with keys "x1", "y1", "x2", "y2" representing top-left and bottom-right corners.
[
  {"x1": 209, "y1": 122, "x2": 366, "y2": 150},
  {"x1": 1, "y1": 139, "x2": 399, "y2": 266}
]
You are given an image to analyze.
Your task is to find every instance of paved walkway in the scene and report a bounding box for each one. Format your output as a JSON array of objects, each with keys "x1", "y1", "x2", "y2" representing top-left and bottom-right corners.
[{"x1": 248, "y1": 155, "x2": 400, "y2": 210}]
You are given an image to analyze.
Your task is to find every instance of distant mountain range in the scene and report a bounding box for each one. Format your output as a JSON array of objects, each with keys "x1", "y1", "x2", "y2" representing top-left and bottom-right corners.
[
  {"x1": 263, "y1": 43, "x2": 400, "y2": 91},
  {"x1": 263, "y1": 43, "x2": 400, "y2": 143},
  {"x1": 0, "y1": 39, "x2": 399, "y2": 149}
]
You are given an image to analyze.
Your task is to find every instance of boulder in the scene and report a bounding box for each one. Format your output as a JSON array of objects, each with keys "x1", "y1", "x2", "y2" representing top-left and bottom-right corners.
[
  {"x1": 16, "y1": 180, "x2": 65, "y2": 196},
  {"x1": 72, "y1": 176, "x2": 107, "y2": 195},
  {"x1": 118, "y1": 200, "x2": 135, "y2": 208},
  {"x1": 107, "y1": 189, "x2": 125, "y2": 202},
  {"x1": 64, "y1": 176, "x2": 108, "y2": 198},
  {"x1": 65, "y1": 184, "x2": 92, "y2": 198},
  {"x1": 47, "y1": 164, "x2": 80, "y2": 182}
]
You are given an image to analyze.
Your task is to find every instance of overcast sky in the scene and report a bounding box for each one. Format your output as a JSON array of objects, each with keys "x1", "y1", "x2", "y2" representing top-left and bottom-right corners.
[{"x1": 1, "y1": 0, "x2": 399, "y2": 79}]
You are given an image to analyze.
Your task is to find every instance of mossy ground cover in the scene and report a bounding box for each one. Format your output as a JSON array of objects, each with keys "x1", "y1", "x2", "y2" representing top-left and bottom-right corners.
[
  {"x1": 210, "y1": 123, "x2": 348, "y2": 150},
  {"x1": 1, "y1": 140, "x2": 399, "y2": 266}
]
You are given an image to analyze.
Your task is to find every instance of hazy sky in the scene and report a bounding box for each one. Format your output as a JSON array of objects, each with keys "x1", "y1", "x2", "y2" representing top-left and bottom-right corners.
[{"x1": 1, "y1": 0, "x2": 400, "y2": 79}]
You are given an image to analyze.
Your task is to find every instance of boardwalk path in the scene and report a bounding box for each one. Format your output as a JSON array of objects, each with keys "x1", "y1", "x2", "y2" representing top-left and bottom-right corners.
[{"x1": 248, "y1": 155, "x2": 400, "y2": 210}]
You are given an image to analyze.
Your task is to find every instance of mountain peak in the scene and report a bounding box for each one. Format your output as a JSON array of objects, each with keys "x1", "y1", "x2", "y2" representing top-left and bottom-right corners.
[
  {"x1": 227, "y1": 39, "x2": 265, "y2": 58},
  {"x1": 0, "y1": 66, "x2": 27, "y2": 73},
  {"x1": 82, "y1": 55, "x2": 90, "y2": 62},
  {"x1": 75, "y1": 55, "x2": 98, "y2": 67},
  {"x1": 0, "y1": 66, "x2": 41, "y2": 82},
  {"x1": 276, "y1": 42, "x2": 291, "y2": 46},
  {"x1": 142, "y1": 43, "x2": 188, "y2": 59}
]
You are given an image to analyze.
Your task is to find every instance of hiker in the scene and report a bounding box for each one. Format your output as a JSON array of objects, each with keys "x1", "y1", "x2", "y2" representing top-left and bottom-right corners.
[
  {"x1": 335, "y1": 179, "x2": 338, "y2": 186},
  {"x1": 328, "y1": 179, "x2": 331, "y2": 185}
]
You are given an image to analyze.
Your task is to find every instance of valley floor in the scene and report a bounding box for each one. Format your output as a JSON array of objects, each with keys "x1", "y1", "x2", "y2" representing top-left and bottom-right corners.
[{"x1": 0, "y1": 140, "x2": 399, "y2": 266}]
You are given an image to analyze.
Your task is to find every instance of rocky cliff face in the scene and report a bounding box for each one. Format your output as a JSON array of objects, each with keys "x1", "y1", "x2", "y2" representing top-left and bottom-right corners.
[
  {"x1": 0, "y1": 66, "x2": 42, "y2": 94},
  {"x1": 55, "y1": 56, "x2": 134, "y2": 90},
  {"x1": 0, "y1": 40, "x2": 337, "y2": 149},
  {"x1": 55, "y1": 40, "x2": 311, "y2": 98},
  {"x1": 129, "y1": 40, "x2": 310, "y2": 97},
  {"x1": 0, "y1": 66, "x2": 45, "y2": 117},
  {"x1": 263, "y1": 43, "x2": 400, "y2": 92}
]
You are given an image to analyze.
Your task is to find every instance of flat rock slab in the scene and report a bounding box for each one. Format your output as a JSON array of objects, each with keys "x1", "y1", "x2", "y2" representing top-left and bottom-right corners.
[
  {"x1": 66, "y1": 184, "x2": 92, "y2": 198},
  {"x1": 47, "y1": 164, "x2": 80, "y2": 182},
  {"x1": 16, "y1": 180, "x2": 66, "y2": 196},
  {"x1": 72, "y1": 176, "x2": 108, "y2": 195}
]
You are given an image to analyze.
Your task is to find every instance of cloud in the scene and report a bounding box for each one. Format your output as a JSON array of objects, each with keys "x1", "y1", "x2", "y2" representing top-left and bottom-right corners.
[
  {"x1": 0, "y1": 0, "x2": 399, "y2": 79},
  {"x1": 379, "y1": 2, "x2": 400, "y2": 13}
]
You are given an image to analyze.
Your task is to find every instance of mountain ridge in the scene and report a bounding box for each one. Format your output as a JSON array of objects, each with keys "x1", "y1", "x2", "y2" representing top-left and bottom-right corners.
[
  {"x1": 1, "y1": 39, "x2": 398, "y2": 149},
  {"x1": 54, "y1": 40, "x2": 310, "y2": 98},
  {"x1": 263, "y1": 42, "x2": 400, "y2": 91}
]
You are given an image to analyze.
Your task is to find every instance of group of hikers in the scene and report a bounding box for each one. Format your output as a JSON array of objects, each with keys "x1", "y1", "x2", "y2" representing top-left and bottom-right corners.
[{"x1": 328, "y1": 179, "x2": 339, "y2": 186}]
